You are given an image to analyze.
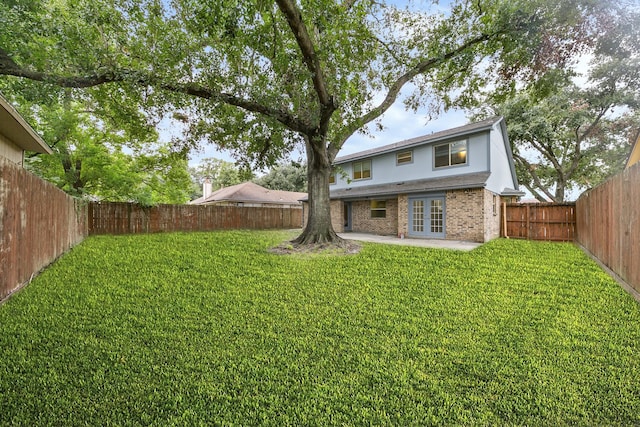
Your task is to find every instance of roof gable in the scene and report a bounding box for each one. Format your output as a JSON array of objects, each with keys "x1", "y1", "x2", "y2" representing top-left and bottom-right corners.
[
  {"x1": 191, "y1": 181, "x2": 306, "y2": 205},
  {"x1": 0, "y1": 93, "x2": 52, "y2": 154}
]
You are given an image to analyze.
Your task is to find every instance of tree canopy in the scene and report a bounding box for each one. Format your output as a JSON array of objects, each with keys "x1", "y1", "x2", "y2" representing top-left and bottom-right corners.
[
  {"x1": 255, "y1": 161, "x2": 307, "y2": 192},
  {"x1": 473, "y1": 4, "x2": 640, "y2": 202},
  {"x1": 0, "y1": 84, "x2": 192, "y2": 204},
  {"x1": 0, "y1": 0, "x2": 625, "y2": 244}
]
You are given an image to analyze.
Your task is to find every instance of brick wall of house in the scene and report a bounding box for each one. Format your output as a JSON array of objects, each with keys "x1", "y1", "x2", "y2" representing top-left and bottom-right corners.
[
  {"x1": 330, "y1": 200, "x2": 344, "y2": 232},
  {"x1": 445, "y1": 189, "x2": 485, "y2": 242},
  {"x1": 351, "y1": 198, "x2": 398, "y2": 235},
  {"x1": 397, "y1": 194, "x2": 408, "y2": 237},
  {"x1": 312, "y1": 189, "x2": 503, "y2": 241},
  {"x1": 483, "y1": 190, "x2": 501, "y2": 241}
]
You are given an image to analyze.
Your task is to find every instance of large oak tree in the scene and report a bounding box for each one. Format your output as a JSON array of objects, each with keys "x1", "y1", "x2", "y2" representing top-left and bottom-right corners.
[{"x1": 0, "y1": 0, "x2": 616, "y2": 244}]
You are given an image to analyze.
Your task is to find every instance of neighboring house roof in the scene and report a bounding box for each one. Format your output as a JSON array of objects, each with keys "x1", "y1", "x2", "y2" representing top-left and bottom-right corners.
[
  {"x1": 0, "y1": 93, "x2": 53, "y2": 154},
  {"x1": 334, "y1": 116, "x2": 502, "y2": 164},
  {"x1": 627, "y1": 133, "x2": 640, "y2": 169},
  {"x1": 190, "y1": 181, "x2": 307, "y2": 205},
  {"x1": 328, "y1": 172, "x2": 491, "y2": 200}
]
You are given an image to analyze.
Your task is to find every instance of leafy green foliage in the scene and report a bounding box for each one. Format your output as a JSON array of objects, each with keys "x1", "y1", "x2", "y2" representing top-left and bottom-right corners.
[
  {"x1": 472, "y1": 3, "x2": 640, "y2": 202},
  {"x1": 1, "y1": 232, "x2": 639, "y2": 424},
  {"x1": 255, "y1": 161, "x2": 307, "y2": 192},
  {"x1": 0, "y1": 84, "x2": 192, "y2": 204},
  {"x1": 476, "y1": 73, "x2": 637, "y2": 201}
]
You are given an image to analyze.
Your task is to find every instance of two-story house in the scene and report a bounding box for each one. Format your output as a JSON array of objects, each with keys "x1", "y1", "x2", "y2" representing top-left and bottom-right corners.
[{"x1": 308, "y1": 116, "x2": 524, "y2": 243}]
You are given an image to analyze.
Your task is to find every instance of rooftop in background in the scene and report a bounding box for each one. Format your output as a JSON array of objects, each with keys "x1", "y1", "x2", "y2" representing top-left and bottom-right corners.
[{"x1": 189, "y1": 181, "x2": 306, "y2": 206}]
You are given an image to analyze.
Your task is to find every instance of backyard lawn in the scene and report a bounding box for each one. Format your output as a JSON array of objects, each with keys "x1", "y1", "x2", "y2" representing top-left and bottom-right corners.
[{"x1": 1, "y1": 230, "x2": 639, "y2": 425}]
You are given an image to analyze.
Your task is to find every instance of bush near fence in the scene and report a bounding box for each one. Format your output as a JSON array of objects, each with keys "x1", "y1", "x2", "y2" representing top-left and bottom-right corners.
[
  {"x1": 576, "y1": 163, "x2": 640, "y2": 295},
  {"x1": 0, "y1": 158, "x2": 87, "y2": 301}
]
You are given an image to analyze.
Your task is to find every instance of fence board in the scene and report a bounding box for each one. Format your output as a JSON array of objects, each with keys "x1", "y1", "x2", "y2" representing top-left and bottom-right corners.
[
  {"x1": 504, "y1": 203, "x2": 576, "y2": 241},
  {"x1": 88, "y1": 202, "x2": 303, "y2": 235},
  {"x1": 576, "y1": 163, "x2": 640, "y2": 295}
]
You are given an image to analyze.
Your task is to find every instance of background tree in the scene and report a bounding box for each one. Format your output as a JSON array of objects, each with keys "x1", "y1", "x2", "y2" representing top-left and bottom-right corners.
[
  {"x1": 255, "y1": 161, "x2": 307, "y2": 192},
  {"x1": 0, "y1": 0, "x2": 620, "y2": 245},
  {"x1": 1, "y1": 86, "x2": 192, "y2": 204},
  {"x1": 477, "y1": 76, "x2": 637, "y2": 202},
  {"x1": 189, "y1": 157, "x2": 254, "y2": 197},
  {"x1": 473, "y1": 7, "x2": 640, "y2": 202}
]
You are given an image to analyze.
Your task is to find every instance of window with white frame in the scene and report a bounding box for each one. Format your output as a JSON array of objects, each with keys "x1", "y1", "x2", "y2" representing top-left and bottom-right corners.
[
  {"x1": 352, "y1": 159, "x2": 371, "y2": 180},
  {"x1": 434, "y1": 139, "x2": 467, "y2": 168}
]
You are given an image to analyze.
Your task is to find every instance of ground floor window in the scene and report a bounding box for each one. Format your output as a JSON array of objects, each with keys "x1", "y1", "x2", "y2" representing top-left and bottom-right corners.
[{"x1": 370, "y1": 200, "x2": 386, "y2": 218}]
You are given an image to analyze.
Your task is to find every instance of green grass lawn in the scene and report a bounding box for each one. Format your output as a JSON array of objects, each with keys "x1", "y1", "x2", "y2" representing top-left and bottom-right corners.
[{"x1": 1, "y1": 230, "x2": 639, "y2": 425}]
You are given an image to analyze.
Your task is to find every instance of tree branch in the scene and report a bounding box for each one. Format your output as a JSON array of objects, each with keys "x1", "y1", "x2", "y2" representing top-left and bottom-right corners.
[
  {"x1": 333, "y1": 31, "x2": 493, "y2": 150},
  {"x1": 513, "y1": 152, "x2": 556, "y2": 201},
  {"x1": 525, "y1": 136, "x2": 564, "y2": 174},
  {"x1": 274, "y1": 0, "x2": 334, "y2": 113},
  {"x1": 0, "y1": 48, "x2": 313, "y2": 135}
]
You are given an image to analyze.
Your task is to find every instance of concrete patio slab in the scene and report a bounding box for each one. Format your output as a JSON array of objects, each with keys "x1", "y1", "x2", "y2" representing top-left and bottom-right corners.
[{"x1": 338, "y1": 232, "x2": 482, "y2": 251}]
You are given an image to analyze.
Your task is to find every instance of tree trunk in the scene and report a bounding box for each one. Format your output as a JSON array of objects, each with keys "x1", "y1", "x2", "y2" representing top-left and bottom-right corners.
[
  {"x1": 292, "y1": 137, "x2": 342, "y2": 245},
  {"x1": 554, "y1": 176, "x2": 566, "y2": 203}
]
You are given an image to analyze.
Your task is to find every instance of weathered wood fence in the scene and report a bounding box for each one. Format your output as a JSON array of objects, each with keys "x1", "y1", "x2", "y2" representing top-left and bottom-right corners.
[
  {"x1": 88, "y1": 202, "x2": 303, "y2": 235},
  {"x1": 576, "y1": 163, "x2": 640, "y2": 295},
  {"x1": 503, "y1": 203, "x2": 576, "y2": 241},
  {"x1": 0, "y1": 158, "x2": 88, "y2": 301}
]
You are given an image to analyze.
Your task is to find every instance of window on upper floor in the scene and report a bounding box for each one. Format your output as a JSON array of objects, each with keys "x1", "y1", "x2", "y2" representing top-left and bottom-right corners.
[
  {"x1": 370, "y1": 200, "x2": 386, "y2": 218},
  {"x1": 352, "y1": 159, "x2": 371, "y2": 180},
  {"x1": 434, "y1": 139, "x2": 467, "y2": 168},
  {"x1": 396, "y1": 150, "x2": 413, "y2": 165},
  {"x1": 329, "y1": 170, "x2": 336, "y2": 185}
]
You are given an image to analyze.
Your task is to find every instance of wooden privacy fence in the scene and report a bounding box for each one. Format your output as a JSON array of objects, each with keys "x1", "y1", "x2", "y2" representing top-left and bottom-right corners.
[
  {"x1": 88, "y1": 202, "x2": 303, "y2": 235},
  {"x1": 1, "y1": 158, "x2": 87, "y2": 301},
  {"x1": 576, "y1": 163, "x2": 640, "y2": 295},
  {"x1": 503, "y1": 203, "x2": 576, "y2": 241}
]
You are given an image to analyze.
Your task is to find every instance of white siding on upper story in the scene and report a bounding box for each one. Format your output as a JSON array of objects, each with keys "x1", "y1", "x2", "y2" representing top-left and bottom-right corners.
[
  {"x1": 332, "y1": 131, "x2": 491, "y2": 190},
  {"x1": 0, "y1": 132, "x2": 23, "y2": 165},
  {"x1": 485, "y1": 123, "x2": 518, "y2": 194}
]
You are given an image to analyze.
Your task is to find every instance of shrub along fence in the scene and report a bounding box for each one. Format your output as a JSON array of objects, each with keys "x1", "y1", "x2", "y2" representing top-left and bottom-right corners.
[
  {"x1": 576, "y1": 163, "x2": 640, "y2": 295},
  {"x1": 0, "y1": 158, "x2": 88, "y2": 301},
  {"x1": 88, "y1": 202, "x2": 303, "y2": 235},
  {"x1": 503, "y1": 203, "x2": 576, "y2": 241}
]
